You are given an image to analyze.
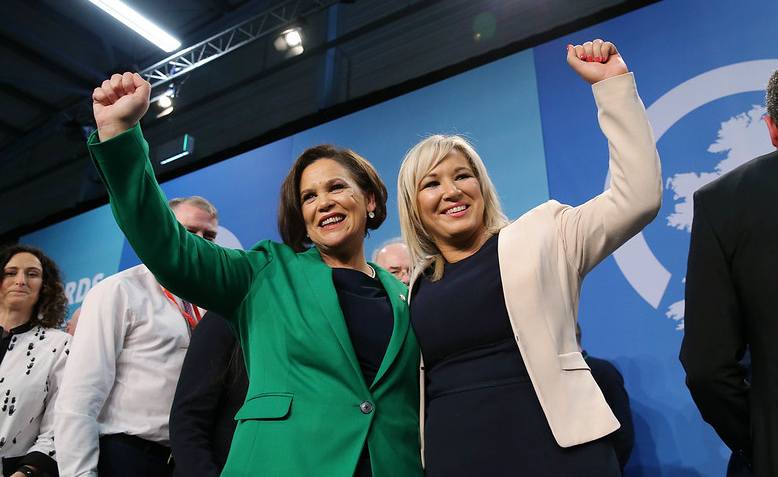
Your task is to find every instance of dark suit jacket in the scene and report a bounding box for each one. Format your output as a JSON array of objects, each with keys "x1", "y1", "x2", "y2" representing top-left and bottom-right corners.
[
  {"x1": 170, "y1": 313, "x2": 248, "y2": 477},
  {"x1": 585, "y1": 354, "x2": 634, "y2": 470},
  {"x1": 681, "y1": 150, "x2": 778, "y2": 477}
]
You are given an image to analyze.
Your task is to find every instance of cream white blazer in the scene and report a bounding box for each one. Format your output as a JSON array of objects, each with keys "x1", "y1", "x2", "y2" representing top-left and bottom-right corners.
[{"x1": 409, "y1": 72, "x2": 662, "y2": 451}]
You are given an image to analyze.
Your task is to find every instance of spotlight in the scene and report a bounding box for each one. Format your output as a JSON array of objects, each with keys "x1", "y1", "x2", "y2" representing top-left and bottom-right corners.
[
  {"x1": 274, "y1": 27, "x2": 304, "y2": 55},
  {"x1": 283, "y1": 28, "x2": 302, "y2": 48},
  {"x1": 154, "y1": 86, "x2": 176, "y2": 117},
  {"x1": 157, "y1": 95, "x2": 172, "y2": 109},
  {"x1": 157, "y1": 106, "x2": 174, "y2": 118}
]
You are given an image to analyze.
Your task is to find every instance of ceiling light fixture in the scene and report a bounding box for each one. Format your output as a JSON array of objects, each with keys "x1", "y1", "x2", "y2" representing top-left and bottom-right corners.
[
  {"x1": 152, "y1": 86, "x2": 176, "y2": 117},
  {"x1": 88, "y1": 0, "x2": 181, "y2": 52},
  {"x1": 274, "y1": 27, "x2": 304, "y2": 56}
]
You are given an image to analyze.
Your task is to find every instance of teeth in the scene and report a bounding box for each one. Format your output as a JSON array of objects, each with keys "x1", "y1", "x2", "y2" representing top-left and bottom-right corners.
[
  {"x1": 446, "y1": 205, "x2": 467, "y2": 214},
  {"x1": 321, "y1": 215, "x2": 344, "y2": 226}
]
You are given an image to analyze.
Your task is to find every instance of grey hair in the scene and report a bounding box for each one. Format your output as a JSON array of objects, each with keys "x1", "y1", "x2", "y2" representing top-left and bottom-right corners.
[
  {"x1": 767, "y1": 70, "x2": 778, "y2": 122},
  {"x1": 371, "y1": 237, "x2": 407, "y2": 262},
  {"x1": 168, "y1": 195, "x2": 219, "y2": 220}
]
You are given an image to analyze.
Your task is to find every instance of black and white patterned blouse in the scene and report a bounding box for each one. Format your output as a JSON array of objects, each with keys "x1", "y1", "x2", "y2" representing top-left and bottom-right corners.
[{"x1": 0, "y1": 322, "x2": 69, "y2": 476}]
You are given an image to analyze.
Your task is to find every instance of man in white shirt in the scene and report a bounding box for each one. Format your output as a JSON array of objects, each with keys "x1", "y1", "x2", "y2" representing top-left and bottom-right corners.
[{"x1": 54, "y1": 196, "x2": 218, "y2": 477}]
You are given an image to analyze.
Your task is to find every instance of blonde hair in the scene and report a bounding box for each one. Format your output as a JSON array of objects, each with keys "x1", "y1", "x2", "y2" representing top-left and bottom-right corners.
[{"x1": 397, "y1": 135, "x2": 509, "y2": 282}]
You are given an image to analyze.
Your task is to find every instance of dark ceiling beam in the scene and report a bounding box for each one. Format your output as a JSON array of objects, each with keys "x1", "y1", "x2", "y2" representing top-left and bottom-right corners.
[
  {"x1": 0, "y1": 33, "x2": 99, "y2": 91},
  {"x1": 0, "y1": 83, "x2": 57, "y2": 112},
  {"x1": 29, "y1": 1, "x2": 124, "y2": 66},
  {"x1": 0, "y1": 119, "x2": 24, "y2": 136}
]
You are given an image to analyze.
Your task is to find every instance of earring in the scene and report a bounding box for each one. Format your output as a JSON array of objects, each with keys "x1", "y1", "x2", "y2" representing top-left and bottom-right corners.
[{"x1": 368, "y1": 211, "x2": 375, "y2": 219}]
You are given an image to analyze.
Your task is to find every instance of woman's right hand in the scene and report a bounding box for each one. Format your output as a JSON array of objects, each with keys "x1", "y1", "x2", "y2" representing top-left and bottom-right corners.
[
  {"x1": 566, "y1": 40, "x2": 628, "y2": 85},
  {"x1": 93, "y1": 72, "x2": 151, "y2": 142}
]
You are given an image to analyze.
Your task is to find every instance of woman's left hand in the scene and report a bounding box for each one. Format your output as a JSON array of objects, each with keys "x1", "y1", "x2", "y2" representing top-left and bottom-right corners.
[{"x1": 566, "y1": 39, "x2": 628, "y2": 85}]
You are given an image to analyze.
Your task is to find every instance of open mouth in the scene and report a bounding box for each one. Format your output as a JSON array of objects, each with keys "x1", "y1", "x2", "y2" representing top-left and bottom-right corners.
[
  {"x1": 319, "y1": 213, "x2": 346, "y2": 228},
  {"x1": 443, "y1": 204, "x2": 469, "y2": 216}
]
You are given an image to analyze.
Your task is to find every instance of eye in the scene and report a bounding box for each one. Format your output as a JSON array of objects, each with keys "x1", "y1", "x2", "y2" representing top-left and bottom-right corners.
[
  {"x1": 27, "y1": 271, "x2": 41, "y2": 278},
  {"x1": 455, "y1": 172, "x2": 473, "y2": 180},
  {"x1": 3, "y1": 271, "x2": 14, "y2": 277},
  {"x1": 302, "y1": 192, "x2": 315, "y2": 203},
  {"x1": 421, "y1": 180, "x2": 439, "y2": 190},
  {"x1": 330, "y1": 182, "x2": 346, "y2": 193}
]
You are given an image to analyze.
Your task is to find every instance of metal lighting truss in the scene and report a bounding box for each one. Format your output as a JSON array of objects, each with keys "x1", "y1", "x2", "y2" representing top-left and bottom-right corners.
[{"x1": 140, "y1": 0, "x2": 340, "y2": 91}]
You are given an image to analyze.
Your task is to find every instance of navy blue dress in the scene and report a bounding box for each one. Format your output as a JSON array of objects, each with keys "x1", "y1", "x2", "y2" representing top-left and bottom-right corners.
[
  {"x1": 332, "y1": 268, "x2": 394, "y2": 477},
  {"x1": 411, "y1": 235, "x2": 620, "y2": 476}
]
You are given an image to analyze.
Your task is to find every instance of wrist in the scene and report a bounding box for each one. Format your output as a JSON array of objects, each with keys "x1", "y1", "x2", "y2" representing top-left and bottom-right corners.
[{"x1": 97, "y1": 121, "x2": 135, "y2": 142}]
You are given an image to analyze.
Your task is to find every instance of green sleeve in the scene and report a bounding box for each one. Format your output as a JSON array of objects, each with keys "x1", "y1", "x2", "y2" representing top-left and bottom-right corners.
[{"x1": 87, "y1": 123, "x2": 268, "y2": 317}]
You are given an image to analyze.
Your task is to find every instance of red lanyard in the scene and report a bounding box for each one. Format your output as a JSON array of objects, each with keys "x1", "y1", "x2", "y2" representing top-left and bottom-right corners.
[{"x1": 161, "y1": 287, "x2": 202, "y2": 330}]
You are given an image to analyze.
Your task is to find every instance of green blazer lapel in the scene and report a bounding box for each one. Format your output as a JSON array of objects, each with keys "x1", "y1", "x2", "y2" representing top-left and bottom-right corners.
[
  {"x1": 370, "y1": 266, "x2": 410, "y2": 390},
  {"x1": 299, "y1": 248, "x2": 364, "y2": 385}
]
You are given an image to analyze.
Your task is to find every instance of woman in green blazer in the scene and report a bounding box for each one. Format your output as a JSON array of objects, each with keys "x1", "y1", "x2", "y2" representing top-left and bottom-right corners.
[{"x1": 86, "y1": 73, "x2": 423, "y2": 477}]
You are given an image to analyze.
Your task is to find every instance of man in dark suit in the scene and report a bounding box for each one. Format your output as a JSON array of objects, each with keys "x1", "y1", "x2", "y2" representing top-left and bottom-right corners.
[{"x1": 680, "y1": 70, "x2": 778, "y2": 477}]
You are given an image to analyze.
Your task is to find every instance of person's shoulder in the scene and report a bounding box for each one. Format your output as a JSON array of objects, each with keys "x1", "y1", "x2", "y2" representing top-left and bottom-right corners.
[
  {"x1": 696, "y1": 150, "x2": 778, "y2": 202},
  {"x1": 249, "y1": 239, "x2": 297, "y2": 261},
  {"x1": 39, "y1": 326, "x2": 71, "y2": 347},
  {"x1": 85, "y1": 264, "x2": 152, "y2": 299}
]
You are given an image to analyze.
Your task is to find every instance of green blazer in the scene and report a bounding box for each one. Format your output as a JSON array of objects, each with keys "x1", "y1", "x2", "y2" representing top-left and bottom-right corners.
[{"x1": 87, "y1": 124, "x2": 423, "y2": 477}]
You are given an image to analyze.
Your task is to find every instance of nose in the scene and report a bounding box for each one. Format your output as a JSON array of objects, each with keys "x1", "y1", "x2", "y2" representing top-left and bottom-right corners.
[
  {"x1": 441, "y1": 180, "x2": 462, "y2": 199},
  {"x1": 316, "y1": 192, "x2": 335, "y2": 211},
  {"x1": 14, "y1": 272, "x2": 27, "y2": 287}
]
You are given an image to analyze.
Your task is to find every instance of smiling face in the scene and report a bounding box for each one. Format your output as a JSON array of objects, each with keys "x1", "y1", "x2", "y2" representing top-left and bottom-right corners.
[
  {"x1": 416, "y1": 149, "x2": 487, "y2": 253},
  {"x1": 1, "y1": 252, "x2": 43, "y2": 314},
  {"x1": 299, "y1": 158, "x2": 376, "y2": 258}
]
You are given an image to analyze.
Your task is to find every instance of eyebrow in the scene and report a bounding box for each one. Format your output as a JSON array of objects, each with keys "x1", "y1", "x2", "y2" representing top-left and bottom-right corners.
[
  {"x1": 300, "y1": 177, "x2": 349, "y2": 195},
  {"x1": 4, "y1": 266, "x2": 42, "y2": 272}
]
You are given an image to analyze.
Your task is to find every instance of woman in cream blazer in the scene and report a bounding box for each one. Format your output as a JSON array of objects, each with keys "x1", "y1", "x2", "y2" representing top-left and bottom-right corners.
[{"x1": 397, "y1": 40, "x2": 661, "y2": 475}]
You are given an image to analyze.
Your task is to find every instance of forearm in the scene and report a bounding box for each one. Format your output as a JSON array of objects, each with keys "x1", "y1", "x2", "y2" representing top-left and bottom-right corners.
[
  {"x1": 87, "y1": 124, "x2": 251, "y2": 314},
  {"x1": 560, "y1": 73, "x2": 663, "y2": 275},
  {"x1": 593, "y1": 72, "x2": 662, "y2": 226},
  {"x1": 53, "y1": 411, "x2": 101, "y2": 476}
]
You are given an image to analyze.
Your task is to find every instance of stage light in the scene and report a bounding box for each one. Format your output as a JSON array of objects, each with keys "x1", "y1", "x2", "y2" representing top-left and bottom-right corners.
[
  {"x1": 152, "y1": 86, "x2": 176, "y2": 117},
  {"x1": 156, "y1": 106, "x2": 174, "y2": 118},
  {"x1": 274, "y1": 27, "x2": 304, "y2": 55},
  {"x1": 88, "y1": 0, "x2": 181, "y2": 52},
  {"x1": 283, "y1": 28, "x2": 302, "y2": 48},
  {"x1": 157, "y1": 95, "x2": 172, "y2": 109}
]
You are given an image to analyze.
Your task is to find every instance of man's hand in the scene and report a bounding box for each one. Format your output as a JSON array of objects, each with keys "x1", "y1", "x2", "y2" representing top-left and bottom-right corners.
[
  {"x1": 93, "y1": 72, "x2": 151, "y2": 142},
  {"x1": 566, "y1": 40, "x2": 628, "y2": 85}
]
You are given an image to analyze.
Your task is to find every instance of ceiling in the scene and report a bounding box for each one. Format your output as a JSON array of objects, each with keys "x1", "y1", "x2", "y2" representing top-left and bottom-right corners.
[{"x1": 0, "y1": 0, "x2": 653, "y2": 241}]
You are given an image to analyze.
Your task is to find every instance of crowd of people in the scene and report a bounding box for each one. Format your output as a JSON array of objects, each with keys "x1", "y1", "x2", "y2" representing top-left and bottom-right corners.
[{"x1": 0, "y1": 38, "x2": 774, "y2": 477}]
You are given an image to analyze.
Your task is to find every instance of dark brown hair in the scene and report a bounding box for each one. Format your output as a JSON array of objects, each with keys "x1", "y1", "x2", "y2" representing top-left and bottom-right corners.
[
  {"x1": 278, "y1": 145, "x2": 388, "y2": 252},
  {"x1": 0, "y1": 245, "x2": 67, "y2": 329}
]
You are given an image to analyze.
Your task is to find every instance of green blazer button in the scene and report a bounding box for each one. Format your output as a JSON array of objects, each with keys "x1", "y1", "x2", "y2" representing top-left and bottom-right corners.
[{"x1": 359, "y1": 401, "x2": 374, "y2": 414}]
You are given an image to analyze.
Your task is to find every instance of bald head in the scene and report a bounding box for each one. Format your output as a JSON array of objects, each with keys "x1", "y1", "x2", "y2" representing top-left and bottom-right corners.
[{"x1": 374, "y1": 241, "x2": 411, "y2": 285}]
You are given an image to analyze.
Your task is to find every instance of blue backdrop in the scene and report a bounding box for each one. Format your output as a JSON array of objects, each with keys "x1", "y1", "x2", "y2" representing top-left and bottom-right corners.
[{"x1": 22, "y1": 0, "x2": 778, "y2": 473}]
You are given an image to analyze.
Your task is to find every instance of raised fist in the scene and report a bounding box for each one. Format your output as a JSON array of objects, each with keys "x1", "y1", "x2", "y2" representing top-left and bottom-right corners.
[
  {"x1": 93, "y1": 72, "x2": 151, "y2": 141},
  {"x1": 566, "y1": 40, "x2": 628, "y2": 85}
]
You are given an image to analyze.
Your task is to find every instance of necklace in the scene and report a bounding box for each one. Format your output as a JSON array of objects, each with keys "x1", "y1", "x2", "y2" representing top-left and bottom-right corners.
[{"x1": 367, "y1": 264, "x2": 376, "y2": 278}]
